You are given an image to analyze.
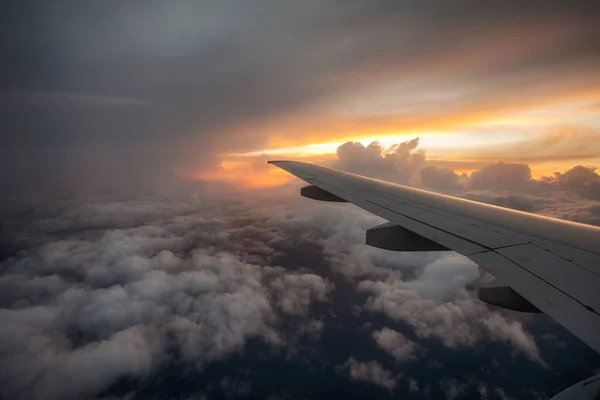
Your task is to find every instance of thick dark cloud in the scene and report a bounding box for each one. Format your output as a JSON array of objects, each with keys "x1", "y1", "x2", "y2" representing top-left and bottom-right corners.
[{"x1": 2, "y1": 0, "x2": 600, "y2": 202}]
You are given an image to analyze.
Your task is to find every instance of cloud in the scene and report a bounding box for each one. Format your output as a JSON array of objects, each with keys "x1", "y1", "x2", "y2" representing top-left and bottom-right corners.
[
  {"x1": 332, "y1": 138, "x2": 425, "y2": 185},
  {"x1": 372, "y1": 328, "x2": 420, "y2": 362},
  {"x1": 339, "y1": 357, "x2": 397, "y2": 391},
  {"x1": 0, "y1": 131, "x2": 596, "y2": 400},
  {"x1": 0, "y1": 321, "x2": 162, "y2": 400},
  {"x1": 481, "y1": 314, "x2": 545, "y2": 366},
  {"x1": 219, "y1": 376, "x2": 253, "y2": 398},
  {"x1": 420, "y1": 165, "x2": 462, "y2": 191},
  {"x1": 408, "y1": 379, "x2": 419, "y2": 393},
  {"x1": 329, "y1": 138, "x2": 600, "y2": 225},
  {"x1": 269, "y1": 273, "x2": 333, "y2": 315},
  {"x1": 0, "y1": 192, "x2": 338, "y2": 400},
  {"x1": 2, "y1": 183, "x2": 551, "y2": 399},
  {"x1": 2, "y1": 1, "x2": 600, "y2": 204},
  {"x1": 439, "y1": 379, "x2": 467, "y2": 400},
  {"x1": 468, "y1": 162, "x2": 534, "y2": 192},
  {"x1": 0, "y1": 90, "x2": 149, "y2": 106},
  {"x1": 545, "y1": 165, "x2": 600, "y2": 201},
  {"x1": 354, "y1": 254, "x2": 543, "y2": 363}
]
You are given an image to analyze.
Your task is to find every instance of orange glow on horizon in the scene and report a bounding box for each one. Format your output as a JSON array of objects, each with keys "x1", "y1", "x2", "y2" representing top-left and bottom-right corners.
[
  {"x1": 204, "y1": 64, "x2": 600, "y2": 188},
  {"x1": 186, "y1": 160, "x2": 292, "y2": 189}
]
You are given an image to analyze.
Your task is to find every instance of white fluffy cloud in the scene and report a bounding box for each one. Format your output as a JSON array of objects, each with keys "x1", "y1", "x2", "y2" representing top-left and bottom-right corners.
[
  {"x1": 352, "y1": 254, "x2": 543, "y2": 363},
  {"x1": 340, "y1": 357, "x2": 398, "y2": 391},
  {"x1": 270, "y1": 273, "x2": 333, "y2": 315},
  {"x1": 482, "y1": 314, "x2": 545, "y2": 366},
  {"x1": 0, "y1": 194, "x2": 336, "y2": 400},
  {"x1": 439, "y1": 379, "x2": 467, "y2": 400},
  {"x1": 333, "y1": 138, "x2": 425, "y2": 185},
  {"x1": 372, "y1": 328, "x2": 420, "y2": 362}
]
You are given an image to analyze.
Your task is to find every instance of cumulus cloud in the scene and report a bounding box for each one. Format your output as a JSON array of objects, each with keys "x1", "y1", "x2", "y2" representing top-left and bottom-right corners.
[
  {"x1": 420, "y1": 165, "x2": 462, "y2": 191},
  {"x1": 0, "y1": 192, "x2": 337, "y2": 400},
  {"x1": 340, "y1": 357, "x2": 397, "y2": 391},
  {"x1": 482, "y1": 314, "x2": 545, "y2": 366},
  {"x1": 372, "y1": 328, "x2": 421, "y2": 362},
  {"x1": 439, "y1": 379, "x2": 467, "y2": 400},
  {"x1": 468, "y1": 162, "x2": 534, "y2": 192},
  {"x1": 354, "y1": 254, "x2": 543, "y2": 363},
  {"x1": 330, "y1": 138, "x2": 600, "y2": 225},
  {"x1": 543, "y1": 165, "x2": 600, "y2": 201},
  {"x1": 333, "y1": 138, "x2": 425, "y2": 185},
  {"x1": 269, "y1": 273, "x2": 333, "y2": 315},
  {"x1": 0, "y1": 322, "x2": 162, "y2": 400},
  {"x1": 408, "y1": 379, "x2": 419, "y2": 393}
]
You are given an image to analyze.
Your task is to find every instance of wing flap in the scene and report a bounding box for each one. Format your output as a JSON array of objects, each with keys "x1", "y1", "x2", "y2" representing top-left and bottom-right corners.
[
  {"x1": 470, "y1": 251, "x2": 600, "y2": 353},
  {"x1": 497, "y1": 244, "x2": 600, "y2": 312}
]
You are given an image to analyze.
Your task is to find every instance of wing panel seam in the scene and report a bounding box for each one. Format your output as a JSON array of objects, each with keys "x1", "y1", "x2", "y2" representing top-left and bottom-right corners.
[{"x1": 491, "y1": 245, "x2": 600, "y2": 317}]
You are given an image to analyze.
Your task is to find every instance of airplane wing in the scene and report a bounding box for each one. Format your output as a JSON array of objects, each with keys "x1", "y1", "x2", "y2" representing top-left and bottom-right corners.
[{"x1": 268, "y1": 160, "x2": 600, "y2": 358}]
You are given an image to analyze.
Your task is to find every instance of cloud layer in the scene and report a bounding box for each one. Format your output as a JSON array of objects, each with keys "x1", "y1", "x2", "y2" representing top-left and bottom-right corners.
[
  {"x1": 0, "y1": 175, "x2": 597, "y2": 399},
  {"x1": 0, "y1": 191, "x2": 336, "y2": 400}
]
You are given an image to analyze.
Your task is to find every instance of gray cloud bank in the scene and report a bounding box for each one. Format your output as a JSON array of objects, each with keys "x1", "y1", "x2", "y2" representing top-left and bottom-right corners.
[{"x1": 2, "y1": 0, "x2": 600, "y2": 205}]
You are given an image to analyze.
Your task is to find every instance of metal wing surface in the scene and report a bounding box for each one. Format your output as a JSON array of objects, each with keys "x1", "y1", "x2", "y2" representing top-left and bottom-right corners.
[{"x1": 268, "y1": 160, "x2": 600, "y2": 355}]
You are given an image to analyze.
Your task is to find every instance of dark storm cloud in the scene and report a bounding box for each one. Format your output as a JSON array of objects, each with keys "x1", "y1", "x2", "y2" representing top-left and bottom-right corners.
[{"x1": 2, "y1": 0, "x2": 600, "y2": 202}]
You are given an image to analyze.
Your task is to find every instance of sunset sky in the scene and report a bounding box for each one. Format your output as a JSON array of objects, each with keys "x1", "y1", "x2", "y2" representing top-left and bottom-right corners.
[
  {"x1": 1, "y1": 1, "x2": 600, "y2": 193},
  {"x1": 2, "y1": 3, "x2": 600, "y2": 400}
]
